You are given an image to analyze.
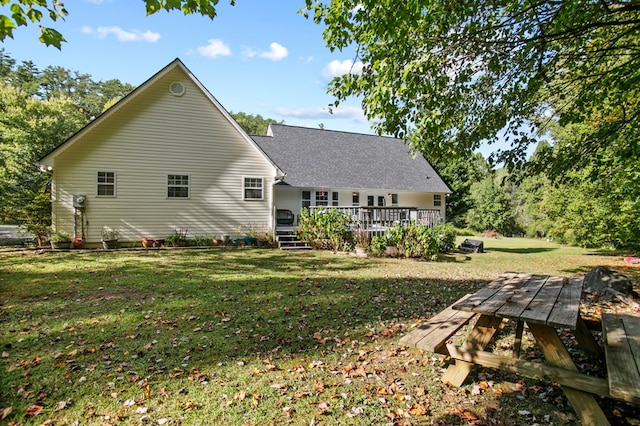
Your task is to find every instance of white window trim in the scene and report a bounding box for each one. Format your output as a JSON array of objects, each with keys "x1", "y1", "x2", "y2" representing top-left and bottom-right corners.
[
  {"x1": 243, "y1": 176, "x2": 264, "y2": 201},
  {"x1": 96, "y1": 170, "x2": 116, "y2": 197},
  {"x1": 434, "y1": 194, "x2": 442, "y2": 207},
  {"x1": 167, "y1": 173, "x2": 190, "y2": 199}
]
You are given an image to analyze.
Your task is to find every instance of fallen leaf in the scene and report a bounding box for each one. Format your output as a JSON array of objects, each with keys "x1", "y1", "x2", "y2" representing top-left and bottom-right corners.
[
  {"x1": 25, "y1": 404, "x2": 43, "y2": 417},
  {"x1": 409, "y1": 403, "x2": 427, "y2": 416},
  {"x1": 1, "y1": 407, "x2": 12, "y2": 420},
  {"x1": 317, "y1": 401, "x2": 330, "y2": 415}
]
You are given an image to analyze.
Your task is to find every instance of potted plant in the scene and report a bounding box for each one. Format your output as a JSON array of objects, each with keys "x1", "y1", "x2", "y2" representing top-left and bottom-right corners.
[
  {"x1": 101, "y1": 226, "x2": 120, "y2": 249},
  {"x1": 50, "y1": 232, "x2": 72, "y2": 249},
  {"x1": 142, "y1": 238, "x2": 154, "y2": 248},
  {"x1": 166, "y1": 228, "x2": 188, "y2": 247},
  {"x1": 243, "y1": 225, "x2": 258, "y2": 246}
]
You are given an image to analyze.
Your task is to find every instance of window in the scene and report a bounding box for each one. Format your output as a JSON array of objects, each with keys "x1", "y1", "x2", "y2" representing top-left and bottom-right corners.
[
  {"x1": 332, "y1": 191, "x2": 339, "y2": 206},
  {"x1": 391, "y1": 193, "x2": 398, "y2": 206},
  {"x1": 243, "y1": 177, "x2": 263, "y2": 200},
  {"x1": 434, "y1": 194, "x2": 442, "y2": 207},
  {"x1": 97, "y1": 171, "x2": 115, "y2": 196},
  {"x1": 168, "y1": 174, "x2": 189, "y2": 198},
  {"x1": 352, "y1": 192, "x2": 360, "y2": 206},
  {"x1": 302, "y1": 191, "x2": 311, "y2": 209},
  {"x1": 315, "y1": 191, "x2": 329, "y2": 206}
]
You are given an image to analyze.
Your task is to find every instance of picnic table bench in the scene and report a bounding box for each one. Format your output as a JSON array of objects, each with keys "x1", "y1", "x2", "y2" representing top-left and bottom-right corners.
[{"x1": 400, "y1": 272, "x2": 640, "y2": 426}]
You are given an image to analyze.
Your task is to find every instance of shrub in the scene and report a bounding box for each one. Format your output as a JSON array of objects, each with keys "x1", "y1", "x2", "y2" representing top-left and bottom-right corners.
[
  {"x1": 296, "y1": 208, "x2": 352, "y2": 251},
  {"x1": 371, "y1": 223, "x2": 457, "y2": 260}
]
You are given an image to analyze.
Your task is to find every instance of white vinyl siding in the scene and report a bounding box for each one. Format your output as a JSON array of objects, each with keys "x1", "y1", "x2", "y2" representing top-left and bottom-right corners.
[{"x1": 49, "y1": 66, "x2": 277, "y2": 243}]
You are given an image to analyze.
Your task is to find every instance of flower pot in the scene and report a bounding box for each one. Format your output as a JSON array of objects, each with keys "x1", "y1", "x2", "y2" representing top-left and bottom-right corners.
[
  {"x1": 102, "y1": 239, "x2": 119, "y2": 249},
  {"x1": 355, "y1": 247, "x2": 368, "y2": 257},
  {"x1": 72, "y1": 238, "x2": 84, "y2": 249},
  {"x1": 51, "y1": 241, "x2": 71, "y2": 249}
]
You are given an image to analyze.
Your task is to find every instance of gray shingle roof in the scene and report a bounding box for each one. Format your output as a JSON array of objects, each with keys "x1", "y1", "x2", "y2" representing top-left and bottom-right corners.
[{"x1": 252, "y1": 124, "x2": 450, "y2": 193}]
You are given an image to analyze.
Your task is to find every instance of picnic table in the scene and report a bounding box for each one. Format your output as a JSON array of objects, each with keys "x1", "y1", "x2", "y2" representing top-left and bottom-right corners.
[{"x1": 400, "y1": 272, "x2": 640, "y2": 426}]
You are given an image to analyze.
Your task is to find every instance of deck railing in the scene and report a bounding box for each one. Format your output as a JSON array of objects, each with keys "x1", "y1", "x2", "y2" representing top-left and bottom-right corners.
[{"x1": 308, "y1": 206, "x2": 443, "y2": 230}]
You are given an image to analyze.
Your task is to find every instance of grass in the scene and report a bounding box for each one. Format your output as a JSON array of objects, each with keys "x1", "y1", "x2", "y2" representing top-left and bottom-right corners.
[{"x1": 1, "y1": 238, "x2": 638, "y2": 425}]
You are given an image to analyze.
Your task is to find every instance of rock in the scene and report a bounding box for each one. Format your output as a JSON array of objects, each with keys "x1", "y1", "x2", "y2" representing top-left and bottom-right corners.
[{"x1": 583, "y1": 266, "x2": 633, "y2": 295}]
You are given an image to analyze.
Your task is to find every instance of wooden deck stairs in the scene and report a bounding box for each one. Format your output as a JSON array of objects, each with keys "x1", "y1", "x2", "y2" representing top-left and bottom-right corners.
[{"x1": 276, "y1": 230, "x2": 311, "y2": 251}]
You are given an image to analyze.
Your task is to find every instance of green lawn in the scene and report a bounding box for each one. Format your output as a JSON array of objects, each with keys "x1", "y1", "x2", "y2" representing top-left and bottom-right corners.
[{"x1": 1, "y1": 239, "x2": 638, "y2": 425}]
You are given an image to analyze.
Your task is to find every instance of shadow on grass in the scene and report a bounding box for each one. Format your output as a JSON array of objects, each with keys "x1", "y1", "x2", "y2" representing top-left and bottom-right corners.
[{"x1": 1, "y1": 248, "x2": 631, "y2": 425}]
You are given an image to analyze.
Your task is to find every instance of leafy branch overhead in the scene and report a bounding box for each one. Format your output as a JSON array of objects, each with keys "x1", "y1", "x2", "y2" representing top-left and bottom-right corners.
[
  {"x1": 304, "y1": 0, "x2": 640, "y2": 175},
  {"x1": 0, "y1": 0, "x2": 235, "y2": 49}
]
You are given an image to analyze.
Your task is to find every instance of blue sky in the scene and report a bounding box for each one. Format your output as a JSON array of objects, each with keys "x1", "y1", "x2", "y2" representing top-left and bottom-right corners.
[{"x1": 2, "y1": 0, "x2": 372, "y2": 134}]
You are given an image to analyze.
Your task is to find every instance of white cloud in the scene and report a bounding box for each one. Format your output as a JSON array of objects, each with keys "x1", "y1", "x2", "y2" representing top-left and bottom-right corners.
[
  {"x1": 322, "y1": 59, "x2": 364, "y2": 81},
  {"x1": 242, "y1": 46, "x2": 257, "y2": 59},
  {"x1": 275, "y1": 105, "x2": 366, "y2": 122},
  {"x1": 197, "y1": 39, "x2": 232, "y2": 58},
  {"x1": 81, "y1": 26, "x2": 160, "y2": 43},
  {"x1": 258, "y1": 42, "x2": 288, "y2": 61}
]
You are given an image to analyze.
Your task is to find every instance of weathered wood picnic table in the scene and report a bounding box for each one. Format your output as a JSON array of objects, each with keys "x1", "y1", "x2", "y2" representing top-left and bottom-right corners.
[{"x1": 400, "y1": 272, "x2": 640, "y2": 426}]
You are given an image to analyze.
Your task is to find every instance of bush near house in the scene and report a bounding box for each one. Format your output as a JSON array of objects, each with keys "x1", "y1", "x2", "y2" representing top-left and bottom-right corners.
[
  {"x1": 295, "y1": 208, "x2": 352, "y2": 251},
  {"x1": 370, "y1": 223, "x2": 456, "y2": 260}
]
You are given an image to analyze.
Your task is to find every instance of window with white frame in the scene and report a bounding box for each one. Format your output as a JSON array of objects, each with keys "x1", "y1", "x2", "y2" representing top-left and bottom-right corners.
[
  {"x1": 391, "y1": 193, "x2": 398, "y2": 206},
  {"x1": 167, "y1": 174, "x2": 189, "y2": 198},
  {"x1": 302, "y1": 190, "x2": 311, "y2": 209},
  {"x1": 352, "y1": 192, "x2": 360, "y2": 206},
  {"x1": 315, "y1": 191, "x2": 329, "y2": 206},
  {"x1": 433, "y1": 194, "x2": 442, "y2": 207},
  {"x1": 97, "y1": 171, "x2": 115, "y2": 196},
  {"x1": 243, "y1": 177, "x2": 263, "y2": 200}
]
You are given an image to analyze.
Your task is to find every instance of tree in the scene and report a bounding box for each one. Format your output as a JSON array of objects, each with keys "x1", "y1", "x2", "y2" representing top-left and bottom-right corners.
[
  {"x1": 431, "y1": 151, "x2": 490, "y2": 228},
  {"x1": 304, "y1": 0, "x2": 640, "y2": 175},
  {"x1": 0, "y1": 82, "x2": 86, "y2": 242},
  {"x1": 230, "y1": 111, "x2": 282, "y2": 135},
  {"x1": 466, "y1": 169, "x2": 520, "y2": 236},
  {"x1": 0, "y1": 1, "x2": 235, "y2": 49},
  {"x1": 0, "y1": 50, "x2": 136, "y2": 119}
]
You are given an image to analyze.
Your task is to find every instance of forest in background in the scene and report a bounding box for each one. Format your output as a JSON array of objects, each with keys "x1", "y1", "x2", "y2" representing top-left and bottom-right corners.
[{"x1": 1, "y1": 50, "x2": 638, "y2": 251}]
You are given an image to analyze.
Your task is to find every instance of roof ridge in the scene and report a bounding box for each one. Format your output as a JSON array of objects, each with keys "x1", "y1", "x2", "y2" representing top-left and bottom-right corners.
[{"x1": 269, "y1": 123, "x2": 401, "y2": 140}]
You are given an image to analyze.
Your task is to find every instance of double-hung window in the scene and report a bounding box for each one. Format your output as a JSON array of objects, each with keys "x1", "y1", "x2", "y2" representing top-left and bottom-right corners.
[
  {"x1": 97, "y1": 171, "x2": 115, "y2": 196},
  {"x1": 168, "y1": 174, "x2": 189, "y2": 198},
  {"x1": 243, "y1": 177, "x2": 264, "y2": 200},
  {"x1": 433, "y1": 194, "x2": 442, "y2": 207},
  {"x1": 315, "y1": 191, "x2": 329, "y2": 206}
]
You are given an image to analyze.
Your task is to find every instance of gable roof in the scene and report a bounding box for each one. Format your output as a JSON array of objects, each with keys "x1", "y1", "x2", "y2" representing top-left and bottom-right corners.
[
  {"x1": 38, "y1": 59, "x2": 280, "y2": 174},
  {"x1": 252, "y1": 124, "x2": 451, "y2": 193}
]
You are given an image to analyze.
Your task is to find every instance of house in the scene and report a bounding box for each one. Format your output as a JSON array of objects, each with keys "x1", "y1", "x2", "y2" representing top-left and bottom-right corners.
[{"x1": 38, "y1": 59, "x2": 450, "y2": 246}]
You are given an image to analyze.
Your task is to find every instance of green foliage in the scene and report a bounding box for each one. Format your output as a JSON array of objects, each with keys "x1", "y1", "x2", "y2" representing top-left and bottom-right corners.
[
  {"x1": 0, "y1": 81, "x2": 85, "y2": 236},
  {"x1": 49, "y1": 231, "x2": 71, "y2": 242},
  {"x1": 369, "y1": 235, "x2": 387, "y2": 256},
  {"x1": 431, "y1": 151, "x2": 490, "y2": 228},
  {"x1": 371, "y1": 223, "x2": 456, "y2": 260},
  {"x1": 1, "y1": 51, "x2": 136, "y2": 120},
  {"x1": 230, "y1": 111, "x2": 283, "y2": 135},
  {"x1": 295, "y1": 208, "x2": 352, "y2": 251},
  {"x1": 0, "y1": 1, "x2": 68, "y2": 48},
  {"x1": 466, "y1": 171, "x2": 521, "y2": 236},
  {"x1": 166, "y1": 228, "x2": 188, "y2": 245},
  {"x1": 1, "y1": 1, "x2": 238, "y2": 49},
  {"x1": 304, "y1": 0, "x2": 640, "y2": 176}
]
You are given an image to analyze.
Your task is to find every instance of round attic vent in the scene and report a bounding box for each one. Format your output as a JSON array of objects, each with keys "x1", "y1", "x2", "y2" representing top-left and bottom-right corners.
[{"x1": 169, "y1": 81, "x2": 186, "y2": 97}]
